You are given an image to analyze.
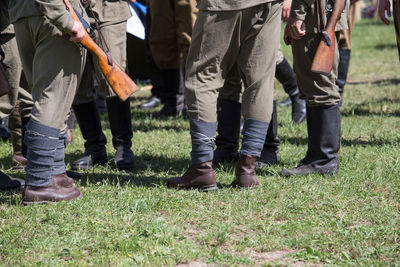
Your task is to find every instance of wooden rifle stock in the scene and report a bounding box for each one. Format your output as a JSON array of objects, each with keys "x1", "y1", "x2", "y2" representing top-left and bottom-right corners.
[
  {"x1": 393, "y1": 0, "x2": 400, "y2": 61},
  {"x1": 63, "y1": 0, "x2": 139, "y2": 101},
  {"x1": 311, "y1": 0, "x2": 346, "y2": 75}
]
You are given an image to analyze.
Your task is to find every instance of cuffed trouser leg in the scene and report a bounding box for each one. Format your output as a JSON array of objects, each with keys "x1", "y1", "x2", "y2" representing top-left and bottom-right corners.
[
  {"x1": 190, "y1": 119, "x2": 217, "y2": 164},
  {"x1": 240, "y1": 119, "x2": 269, "y2": 158},
  {"x1": 24, "y1": 120, "x2": 59, "y2": 187}
]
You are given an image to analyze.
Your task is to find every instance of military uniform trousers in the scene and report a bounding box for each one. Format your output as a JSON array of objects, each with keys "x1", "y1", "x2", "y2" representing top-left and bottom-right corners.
[
  {"x1": 14, "y1": 16, "x2": 85, "y2": 133},
  {"x1": 291, "y1": 33, "x2": 341, "y2": 107},
  {"x1": 185, "y1": 1, "x2": 282, "y2": 124},
  {"x1": 148, "y1": 0, "x2": 197, "y2": 69},
  {"x1": 0, "y1": 33, "x2": 32, "y2": 120}
]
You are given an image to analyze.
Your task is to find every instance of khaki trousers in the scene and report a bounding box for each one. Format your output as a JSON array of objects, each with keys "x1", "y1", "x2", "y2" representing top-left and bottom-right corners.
[
  {"x1": 185, "y1": 1, "x2": 282, "y2": 123},
  {"x1": 14, "y1": 16, "x2": 85, "y2": 131},
  {"x1": 292, "y1": 33, "x2": 341, "y2": 106}
]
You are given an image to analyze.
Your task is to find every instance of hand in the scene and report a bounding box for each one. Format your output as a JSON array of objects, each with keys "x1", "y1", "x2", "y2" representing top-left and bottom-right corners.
[
  {"x1": 69, "y1": 21, "x2": 85, "y2": 43},
  {"x1": 379, "y1": 0, "x2": 391, "y2": 25},
  {"x1": 282, "y1": 0, "x2": 292, "y2": 22},
  {"x1": 285, "y1": 17, "x2": 306, "y2": 40},
  {"x1": 284, "y1": 25, "x2": 292, "y2": 45},
  {"x1": 129, "y1": 0, "x2": 136, "y2": 2}
]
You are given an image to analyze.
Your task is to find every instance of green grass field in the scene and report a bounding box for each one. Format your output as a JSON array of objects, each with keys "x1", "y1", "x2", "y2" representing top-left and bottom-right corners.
[{"x1": 0, "y1": 19, "x2": 399, "y2": 266}]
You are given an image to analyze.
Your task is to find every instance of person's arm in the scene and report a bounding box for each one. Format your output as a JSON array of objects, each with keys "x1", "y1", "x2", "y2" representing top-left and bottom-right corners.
[
  {"x1": 379, "y1": 0, "x2": 391, "y2": 25},
  {"x1": 284, "y1": 0, "x2": 313, "y2": 43},
  {"x1": 282, "y1": 0, "x2": 292, "y2": 22},
  {"x1": 35, "y1": 0, "x2": 85, "y2": 42}
]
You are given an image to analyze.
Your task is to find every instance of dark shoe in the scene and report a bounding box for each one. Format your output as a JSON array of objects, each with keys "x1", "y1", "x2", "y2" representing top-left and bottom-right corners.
[
  {"x1": 280, "y1": 105, "x2": 341, "y2": 177},
  {"x1": 71, "y1": 153, "x2": 107, "y2": 170},
  {"x1": 106, "y1": 97, "x2": 135, "y2": 170},
  {"x1": 213, "y1": 99, "x2": 242, "y2": 165},
  {"x1": 290, "y1": 94, "x2": 306, "y2": 123},
  {"x1": 140, "y1": 96, "x2": 161, "y2": 110},
  {"x1": 22, "y1": 178, "x2": 82, "y2": 205},
  {"x1": 167, "y1": 161, "x2": 218, "y2": 191},
  {"x1": 152, "y1": 102, "x2": 183, "y2": 117},
  {"x1": 257, "y1": 101, "x2": 280, "y2": 169},
  {"x1": 0, "y1": 171, "x2": 22, "y2": 190},
  {"x1": 0, "y1": 118, "x2": 10, "y2": 141},
  {"x1": 66, "y1": 170, "x2": 82, "y2": 180},
  {"x1": 232, "y1": 155, "x2": 260, "y2": 188},
  {"x1": 72, "y1": 101, "x2": 107, "y2": 170},
  {"x1": 278, "y1": 97, "x2": 292, "y2": 106},
  {"x1": 52, "y1": 173, "x2": 74, "y2": 188}
]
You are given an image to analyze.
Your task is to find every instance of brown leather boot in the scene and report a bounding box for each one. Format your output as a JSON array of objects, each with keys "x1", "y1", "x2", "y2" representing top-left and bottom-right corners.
[
  {"x1": 52, "y1": 173, "x2": 75, "y2": 188},
  {"x1": 233, "y1": 155, "x2": 260, "y2": 188},
  {"x1": 22, "y1": 178, "x2": 82, "y2": 205},
  {"x1": 167, "y1": 161, "x2": 218, "y2": 192}
]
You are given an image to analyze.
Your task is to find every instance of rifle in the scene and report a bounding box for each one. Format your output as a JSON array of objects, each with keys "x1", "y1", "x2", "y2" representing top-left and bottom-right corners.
[
  {"x1": 393, "y1": 0, "x2": 400, "y2": 61},
  {"x1": 311, "y1": 0, "x2": 346, "y2": 75},
  {"x1": 63, "y1": 0, "x2": 139, "y2": 101},
  {"x1": 0, "y1": 49, "x2": 10, "y2": 97}
]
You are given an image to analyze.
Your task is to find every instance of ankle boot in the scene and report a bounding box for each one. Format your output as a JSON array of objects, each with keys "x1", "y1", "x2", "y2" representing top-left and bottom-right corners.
[
  {"x1": 167, "y1": 161, "x2": 218, "y2": 191},
  {"x1": 280, "y1": 105, "x2": 341, "y2": 177},
  {"x1": 23, "y1": 177, "x2": 82, "y2": 205},
  {"x1": 275, "y1": 58, "x2": 306, "y2": 123},
  {"x1": 153, "y1": 68, "x2": 184, "y2": 117},
  {"x1": 213, "y1": 99, "x2": 241, "y2": 165},
  {"x1": 233, "y1": 155, "x2": 259, "y2": 188},
  {"x1": 0, "y1": 171, "x2": 22, "y2": 190},
  {"x1": 336, "y1": 49, "x2": 351, "y2": 107},
  {"x1": 106, "y1": 97, "x2": 134, "y2": 170},
  {"x1": 256, "y1": 101, "x2": 280, "y2": 168},
  {"x1": 72, "y1": 101, "x2": 108, "y2": 170}
]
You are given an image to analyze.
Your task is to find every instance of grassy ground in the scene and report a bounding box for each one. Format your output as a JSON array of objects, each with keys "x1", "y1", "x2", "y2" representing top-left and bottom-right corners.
[{"x1": 0, "y1": 19, "x2": 399, "y2": 266}]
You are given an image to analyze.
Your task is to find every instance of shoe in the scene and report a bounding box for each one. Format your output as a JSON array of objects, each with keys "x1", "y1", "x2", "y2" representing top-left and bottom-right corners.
[
  {"x1": 290, "y1": 94, "x2": 306, "y2": 123},
  {"x1": 106, "y1": 97, "x2": 135, "y2": 170},
  {"x1": 232, "y1": 155, "x2": 259, "y2": 188},
  {"x1": 140, "y1": 96, "x2": 161, "y2": 110},
  {"x1": 213, "y1": 99, "x2": 241, "y2": 165},
  {"x1": 167, "y1": 161, "x2": 218, "y2": 191},
  {"x1": 66, "y1": 170, "x2": 82, "y2": 180},
  {"x1": 71, "y1": 153, "x2": 108, "y2": 170},
  {"x1": 22, "y1": 178, "x2": 82, "y2": 205},
  {"x1": 52, "y1": 173, "x2": 74, "y2": 188},
  {"x1": 0, "y1": 118, "x2": 10, "y2": 141},
  {"x1": 72, "y1": 101, "x2": 108, "y2": 170},
  {"x1": 0, "y1": 171, "x2": 22, "y2": 190},
  {"x1": 280, "y1": 105, "x2": 340, "y2": 177}
]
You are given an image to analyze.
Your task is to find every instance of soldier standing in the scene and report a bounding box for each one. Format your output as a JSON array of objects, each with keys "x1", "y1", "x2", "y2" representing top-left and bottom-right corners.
[
  {"x1": 147, "y1": 0, "x2": 197, "y2": 117},
  {"x1": 280, "y1": 0, "x2": 348, "y2": 176},
  {"x1": 9, "y1": 0, "x2": 86, "y2": 203},
  {"x1": 72, "y1": 0, "x2": 136, "y2": 171},
  {"x1": 167, "y1": 0, "x2": 283, "y2": 190}
]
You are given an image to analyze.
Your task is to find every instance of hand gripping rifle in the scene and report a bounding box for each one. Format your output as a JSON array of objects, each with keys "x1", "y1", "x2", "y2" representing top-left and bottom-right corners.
[
  {"x1": 0, "y1": 49, "x2": 11, "y2": 97},
  {"x1": 311, "y1": 0, "x2": 346, "y2": 75},
  {"x1": 63, "y1": 0, "x2": 139, "y2": 101}
]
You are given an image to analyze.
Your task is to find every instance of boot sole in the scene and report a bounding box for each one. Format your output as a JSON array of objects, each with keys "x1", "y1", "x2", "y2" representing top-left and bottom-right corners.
[
  {"x1": 22, "y1": 193, "x2": 83, "y2": 205},
  {"x1": 170, "y1": 183, "x2": 218, "y2": 192}
]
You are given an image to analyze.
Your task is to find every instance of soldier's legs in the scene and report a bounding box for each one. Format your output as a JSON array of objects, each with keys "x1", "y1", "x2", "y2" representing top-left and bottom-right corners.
[
  {"x1": 281, "y1": 33, "x2": 341, "y2": 177},
  {"x1": 213, "y1": 65, "x2": 243, "y2": 166},
  {"x1": 275, "y1": 49, "x2": 306, "y2": 123},
  {"x1": 14, "y1": 16, "x2": 83, "y2": 203},
  {"x1": 95, "y1": 22, "x2": 134, "y2": 170}
]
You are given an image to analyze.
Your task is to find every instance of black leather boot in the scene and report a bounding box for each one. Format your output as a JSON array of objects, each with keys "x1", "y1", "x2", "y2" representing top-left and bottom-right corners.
[
  {"x1": 153, "y1": 68, "x2": 184, "y2": 117},
  {"x1": 213, "y1": 99, "x2": 241, "y2": 165},
  {"x1": 256, "y1": 101, "x2": 280, "y2": 168},
  {"x1": 0, "y1": 117, "x2": 10, "y2": 141},
  {"x1": 276, "y1": 58, "x2": 306, "y2": 123},
  {"x1": 280, "y1": 105, "x2": 341, "y2": 177},
  {"x1": 336, "y1": 49, "x2": 351, "y2": 107},
  {"x1": 72, "y1": 101, "x2": 108, "y2": 170},
  {"x1": 106, "y1": 97, "x2": 134, "y2": 170}
]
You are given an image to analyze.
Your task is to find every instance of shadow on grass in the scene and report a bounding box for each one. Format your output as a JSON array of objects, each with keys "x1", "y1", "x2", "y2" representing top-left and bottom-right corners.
[
  {"x1": 347, "y1": 78, "x2": 400, "y2": 86},
  {"x1": 341, "y1": 98, "x2": 400, "y2": 117}
]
